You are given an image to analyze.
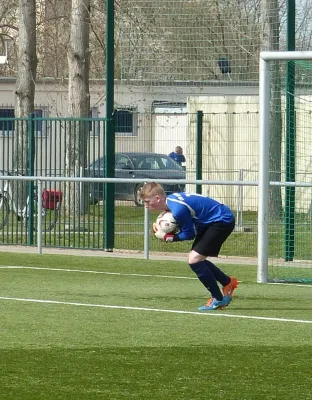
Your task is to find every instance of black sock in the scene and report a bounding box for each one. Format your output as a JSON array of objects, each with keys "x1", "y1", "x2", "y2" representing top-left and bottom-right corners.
[
  {"x1": 189, "y1": 261, "x2": 223, "y2": 301},
  {"x1": 204, "y1": 260, "x2": 230, "y2": 287}
]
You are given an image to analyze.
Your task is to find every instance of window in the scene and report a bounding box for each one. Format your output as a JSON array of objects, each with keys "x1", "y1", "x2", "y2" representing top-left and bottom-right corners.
[
  {"x1": 115, "y1": 154, "x2": 133, "y2": 169},
  {"x1": 0, "y1": 108, "x2": 48, "y2": 136},
  {"x1": 152, "y1": 101, "x2": 187, "y2": 114},
  {"x1": 114, "y1": 108, "x2": 137, "y2": 136},
  {"x1": 0, "y1": 109, "x2": 14, "y2": 135},
  {"x1": 89, "y1": 107, "x2": 100, "y2": 136},
  {"x1": 137, "y1": 157, "x2": 160, "y2": 170},
  {"x1": 33, "y1": 109, "x2": 44, "y2": 136}
]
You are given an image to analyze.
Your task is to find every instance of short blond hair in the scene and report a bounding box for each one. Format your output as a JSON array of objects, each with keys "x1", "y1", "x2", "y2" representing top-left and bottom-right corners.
[{"x1": 139, "y1": 182, "x2": 165, "y2": 200}]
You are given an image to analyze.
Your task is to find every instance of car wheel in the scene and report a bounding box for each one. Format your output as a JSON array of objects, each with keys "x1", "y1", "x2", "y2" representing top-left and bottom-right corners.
[{"x1": 134, "y1": 184, "x2": 144, "y2": 207}]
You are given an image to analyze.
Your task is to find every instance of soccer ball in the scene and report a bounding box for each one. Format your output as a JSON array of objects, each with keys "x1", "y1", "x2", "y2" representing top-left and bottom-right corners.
[{"x1": 155, "y1": 211, "x2": 178, "y2": 234}]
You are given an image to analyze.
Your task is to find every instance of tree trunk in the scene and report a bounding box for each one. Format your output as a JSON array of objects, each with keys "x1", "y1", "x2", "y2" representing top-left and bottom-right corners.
[
  {"x1": 261, "y1": 0, "x2": 283, "y2": 221},
  {"x1": 14, "y1": 0, "x2": 37, "y2": 211},
  {"x1": 66, "y1": 0, "x2": 90, "y2": 216}
]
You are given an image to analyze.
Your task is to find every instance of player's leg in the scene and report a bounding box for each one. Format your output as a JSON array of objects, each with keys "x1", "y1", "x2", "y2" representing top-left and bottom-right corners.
[
  {"x1": 188, "y1": 250, "x2": 224, "y2": 301},
  {"x1": 196, "y1": 221, "x2": 238, "y2": 291},
  {"x1": 189, "y1": 222, "x2": 237, "y2": 310},
  {"x1": 204, "y1": 259, "x2": 230, "y2": 286},
  {"x1": 188, "y1": 246, "x2": 231, "y2": 310},
  {"x1": 200, "y1": 220, "x2": 239, "y2": 296},
  {"x1": 201, "y1": 260, "x2": 239, "y2": 300},
  {"x1": 206, "y1": 221, "x2": 239, "y2": 296}
]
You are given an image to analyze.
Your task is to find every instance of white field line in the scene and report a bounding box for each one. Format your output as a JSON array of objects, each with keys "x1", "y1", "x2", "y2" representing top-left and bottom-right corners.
[
  {"x1": 0, "y1": 265, "x2": 197, "y2": 280},
  {"x1": 268, "y1": 282, "x2": 312, "y2": 288},
  {"x1": 1, "y1": 265, "x2": 312, "y2": 324},
  {"x1": 2, "y1": 266, "x2": 312, "y2": 288},
  {"x1": 0, "y1": 295, "x2": 311, "y2": 324}
]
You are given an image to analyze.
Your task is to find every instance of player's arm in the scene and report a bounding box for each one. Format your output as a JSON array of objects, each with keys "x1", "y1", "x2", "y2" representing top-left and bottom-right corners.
[
  {"x1": 167, "y1": 199, "x2": 196, "y2": 241},
  {"x1": 175, "y1": 213, "x2": 196, "y2": 241}
]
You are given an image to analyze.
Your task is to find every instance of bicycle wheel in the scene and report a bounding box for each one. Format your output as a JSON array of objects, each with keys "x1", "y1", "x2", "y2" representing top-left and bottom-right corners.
[
  {"x1": 0, "y1": 195, "x2": 9, "y2": 229},
  {"x1": 33, "y1": 202, "x2": 60, "y2": 232},
  {"x1": 23, "y1": 202, "x2": 60, "y2": 233}
]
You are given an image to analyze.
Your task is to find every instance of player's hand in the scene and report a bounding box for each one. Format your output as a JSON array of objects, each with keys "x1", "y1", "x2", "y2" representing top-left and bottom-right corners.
[{"x1": 153, "y1": 223, "x2": 175, "y2": 242}]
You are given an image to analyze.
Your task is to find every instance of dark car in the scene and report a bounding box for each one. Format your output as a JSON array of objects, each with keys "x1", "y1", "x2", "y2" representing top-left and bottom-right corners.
[{"x1": 89, "y1": 152, "x2": 186, "y2": 206}]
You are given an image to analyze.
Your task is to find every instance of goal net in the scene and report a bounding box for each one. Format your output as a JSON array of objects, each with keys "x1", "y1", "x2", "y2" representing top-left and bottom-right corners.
[{"x1": 258, "y1": 51, "x2": 312, "y2": 283}]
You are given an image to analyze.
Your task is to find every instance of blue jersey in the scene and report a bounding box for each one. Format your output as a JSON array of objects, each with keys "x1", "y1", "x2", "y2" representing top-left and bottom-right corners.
[
  {"x1": 168, "y1": 152, "x2": 186, "y2": 165},
  {"x1": 166, "y1": 192, "x2": 234, "y2": 241}
]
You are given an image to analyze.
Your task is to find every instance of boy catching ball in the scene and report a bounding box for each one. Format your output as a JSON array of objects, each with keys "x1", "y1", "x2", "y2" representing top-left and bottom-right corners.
[{"x1": 140, "y1": 182, "x2": 239, "y2": 311}]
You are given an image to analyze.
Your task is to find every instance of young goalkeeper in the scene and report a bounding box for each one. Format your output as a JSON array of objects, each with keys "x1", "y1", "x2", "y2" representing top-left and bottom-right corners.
[{"x1": 140, "y1": 182, "x2": 239, "y2": 311}]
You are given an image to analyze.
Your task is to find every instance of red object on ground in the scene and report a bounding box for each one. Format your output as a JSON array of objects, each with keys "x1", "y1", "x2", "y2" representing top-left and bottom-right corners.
[{"x1": 42, "y1": 189, "x2": 63, "y2": 210}]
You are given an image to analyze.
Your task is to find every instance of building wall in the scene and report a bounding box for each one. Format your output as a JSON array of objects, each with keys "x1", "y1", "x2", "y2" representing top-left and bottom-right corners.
[
  {"x1": 0, "y1": 78, "x2": 259, "y2": 171},
  {"x1": 187, "y1": 95, "x2": 259, "y2": 210},
  {"x1": 187, "y1": 95, "x2": 312, "y2": 213}
]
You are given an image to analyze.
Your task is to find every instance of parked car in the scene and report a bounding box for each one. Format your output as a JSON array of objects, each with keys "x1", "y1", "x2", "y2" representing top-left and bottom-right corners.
[{"x1": 89, "y1": 152, "x2": 186, "y2": 206}]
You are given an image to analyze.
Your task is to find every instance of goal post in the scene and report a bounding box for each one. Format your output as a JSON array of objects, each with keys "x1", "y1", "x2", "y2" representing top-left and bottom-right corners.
[{"x1": 258, "y1": 51, "x2": 312, "y2": 283}]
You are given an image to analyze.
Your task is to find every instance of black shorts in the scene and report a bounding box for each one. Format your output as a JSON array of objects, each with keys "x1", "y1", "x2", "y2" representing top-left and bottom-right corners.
[{"x1": 191, "y1": 220, "x2": 235, "y2": 257}]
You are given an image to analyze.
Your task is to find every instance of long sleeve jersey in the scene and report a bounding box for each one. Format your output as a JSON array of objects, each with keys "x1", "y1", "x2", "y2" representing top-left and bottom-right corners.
[{"x1": 166, "y1": 192, "x2": 234, "y2": 241}]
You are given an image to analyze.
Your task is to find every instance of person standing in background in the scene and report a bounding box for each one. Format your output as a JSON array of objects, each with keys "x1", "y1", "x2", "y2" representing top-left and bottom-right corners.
[{"x1": 168, "y1": 146, "x2": 186, "y2": 167}]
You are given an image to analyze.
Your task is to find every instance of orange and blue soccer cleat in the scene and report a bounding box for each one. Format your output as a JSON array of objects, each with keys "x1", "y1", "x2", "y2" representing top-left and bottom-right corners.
[
  {"x1": 222, "y1": 276, "x2": 239, "y2": 297},
  {"x1": 198, "y1": 295, "x2": 232, "y2": 311}
]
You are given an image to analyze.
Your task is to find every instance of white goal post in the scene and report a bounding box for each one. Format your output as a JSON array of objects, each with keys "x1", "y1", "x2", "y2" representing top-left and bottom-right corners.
[{"x1": 258, "y1": 51, "x2": 312, "y2": 283}]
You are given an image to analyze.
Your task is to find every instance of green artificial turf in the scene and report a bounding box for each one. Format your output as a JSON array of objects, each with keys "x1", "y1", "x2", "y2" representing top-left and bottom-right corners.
[{"x1": 0, "y1": 252, "x2": 311, "y2": 399}]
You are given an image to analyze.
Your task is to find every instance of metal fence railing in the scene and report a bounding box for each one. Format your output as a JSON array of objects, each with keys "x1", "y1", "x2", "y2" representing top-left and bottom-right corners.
[{"x1": 0, "y1": 175, "x2": 258, "y2": 256}]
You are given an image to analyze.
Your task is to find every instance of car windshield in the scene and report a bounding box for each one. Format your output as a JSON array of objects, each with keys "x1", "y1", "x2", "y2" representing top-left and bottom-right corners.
[{"x1": 130, "y1": 155, "x2": 184, "y2": 171}]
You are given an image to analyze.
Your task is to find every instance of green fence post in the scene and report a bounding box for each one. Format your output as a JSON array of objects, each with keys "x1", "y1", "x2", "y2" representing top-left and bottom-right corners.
[
  {"x1": 196, "y1": 110, "x2": 203, "y2": 194},
  {"x1": 27, "y1": 112, "x2": 35, "y2": 245},
  {"x1": 285, "y1": 0, "x2": 296, "y2": 261}
]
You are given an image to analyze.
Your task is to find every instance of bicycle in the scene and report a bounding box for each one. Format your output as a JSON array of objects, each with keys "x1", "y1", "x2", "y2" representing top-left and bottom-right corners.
[{"x1": 0, "y1": 170, "x2": 62, "y2": 232}]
